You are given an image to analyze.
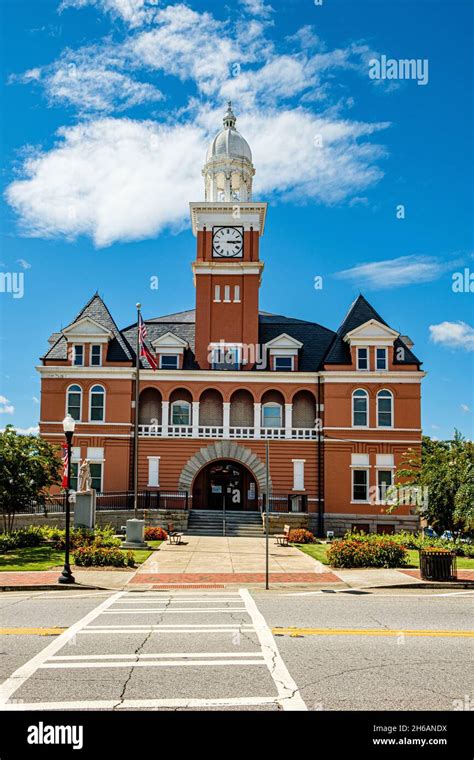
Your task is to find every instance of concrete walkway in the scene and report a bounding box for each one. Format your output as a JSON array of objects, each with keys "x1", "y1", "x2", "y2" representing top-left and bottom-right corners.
[{"x1": 133, "y1": 535, "x2": 326, "y2": 576}]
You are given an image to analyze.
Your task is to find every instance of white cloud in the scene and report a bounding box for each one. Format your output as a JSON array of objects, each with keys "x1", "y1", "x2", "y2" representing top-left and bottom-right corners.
[
  {"x1": 0, "y1": 395, "x2": 15, "y2": 414},
  {"x1": 0, "y1": 425, "x2": 39, "y2": 435},
  {"x1": 429, "y1": 321, "x2": 474, "y2": 352},
  {"x1": 335, "y1": 254, "x2": 452, "y2": 289},
  {"x1": 6, "y1": 108, "x2": 388, "y2": 247},
  {"x1": 59, "y1": 0, "x2": 156, "y2": 28},
  {"x1": 461, "y1": 404, "x2": 470, "y2": 413},
  {"x1": 239, "y1": 0, "x2": 274, "y2": 18}
]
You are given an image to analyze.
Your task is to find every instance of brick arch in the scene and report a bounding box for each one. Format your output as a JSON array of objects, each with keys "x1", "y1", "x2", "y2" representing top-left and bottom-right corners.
[{"x1": 178, "y1": 442, "x2": 272, "y2": 493}]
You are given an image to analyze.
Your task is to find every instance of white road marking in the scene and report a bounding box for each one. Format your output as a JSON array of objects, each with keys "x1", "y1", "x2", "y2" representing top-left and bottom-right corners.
[
  {"x1": 239, "y1": 588, "x2": 307, "y2": 711},
  {"x1": 0, "y1": 590, "x2": 124, "y2": 706},
  {"x1": 101, "y1": 608, "x2": 247, "y2": 613},
  {"x1": 79, "y1": 628, "x2": 253, "y2": 635},
  {"x1": 40, "y1": 659, "x2": 267, "y2": 669},
  {"x1": 2, "y1": 697, "x2": 280, "y2": 711},
  {"x1": 49, "y1": 652, "x2": 263, "y2": 660}
]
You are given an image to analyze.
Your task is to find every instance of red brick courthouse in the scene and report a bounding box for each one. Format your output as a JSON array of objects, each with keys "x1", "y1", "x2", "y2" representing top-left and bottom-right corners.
[{"x1": 38, "y1": 104, "x2": 425, "y2": 536}]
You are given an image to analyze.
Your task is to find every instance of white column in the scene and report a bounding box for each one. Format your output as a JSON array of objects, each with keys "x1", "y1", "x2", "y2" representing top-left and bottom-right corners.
[
  {"x1": 254, "y1": 403, "x2": 261, "y2": 439},
  {"x1": 223, "y1": 402, "x2": 231, "y2": 438},
  {"x1": 192, "y1": 401, "x2": 200, "y2": 437},
  {"x1": 285, "y1": 403, "x2": 293, "y2": 439},
  {"x1": 161, "y1": 401, "x2": 169, "y2": 435}
]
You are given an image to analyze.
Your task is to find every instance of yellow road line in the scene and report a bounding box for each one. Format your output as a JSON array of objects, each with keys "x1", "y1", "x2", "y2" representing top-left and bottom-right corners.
[
  {"x1": 0, "y1": 628, "x2": 66, "y2": 636},
  {"x1": 272, "y1": 627, "x2": 474, "y2": 638}
]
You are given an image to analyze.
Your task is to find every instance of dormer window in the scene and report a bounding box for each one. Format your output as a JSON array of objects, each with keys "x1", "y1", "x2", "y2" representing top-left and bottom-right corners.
[
  {"x1": 211, "y1": 345, "x2": 240, "y2": 370},
  {"x1": 357, "y1": 347, "x2": 369, "y2": 371},
  {"x1": 90, "y1": 345, "x2": 102, "y2": 366},
  {"x1": 274, "y1": 356, "x2": 293, "y2": 371},
  {"x1": 160, "y1": 355, "x2": 179, "y2": 370},
  {"x1": 73, "y1": 345, "x2": 84, "y2": 366},
  {"x1": 376, "y1": 347, "x2": 388, "y2": 370}
]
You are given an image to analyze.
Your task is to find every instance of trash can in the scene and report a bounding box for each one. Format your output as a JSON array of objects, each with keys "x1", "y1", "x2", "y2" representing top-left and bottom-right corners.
[{"x1": 419, "y1": 549, "x2": 457, "y2": 581}]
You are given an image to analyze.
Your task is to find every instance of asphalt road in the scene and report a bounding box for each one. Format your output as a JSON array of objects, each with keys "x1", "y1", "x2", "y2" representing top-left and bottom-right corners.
[{"x1": 0, "y1": 588, "x2": 472, "y2": 711}]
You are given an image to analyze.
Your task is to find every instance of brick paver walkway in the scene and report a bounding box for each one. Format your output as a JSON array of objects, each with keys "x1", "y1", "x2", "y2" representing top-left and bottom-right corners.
[
  {"x1": 401, "y1": 569, "x2": 474, "y2": 581},
  {"x1": 129, "y1": 571, "x2": 341, "y2": 585},
  {"x1": 0, "y1": 571, "x2": 61, "y2": 586}
]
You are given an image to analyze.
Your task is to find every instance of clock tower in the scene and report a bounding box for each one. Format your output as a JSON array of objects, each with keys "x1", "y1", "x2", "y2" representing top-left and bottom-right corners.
[{"x1": 190, "y1": 103, "x2": 267, "y2": 369}]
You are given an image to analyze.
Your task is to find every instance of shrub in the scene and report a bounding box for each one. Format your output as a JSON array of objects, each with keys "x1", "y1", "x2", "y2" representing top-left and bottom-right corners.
[
  {"x1": 48, "y1": 525, "x2": 120, "y2": 550},
  {"x1": 73, "y1": 546, "x2": 135, "y2": 567},
  {"x1": 327, "y1": 535, "x2": 408, "y2": 568},
  {"x1": 144, "y1": 526, "x2": 168, "y2": 541},
  {"x1": 0, "y1": 526, "x2": 44, "y2": 552},
  {"x1": 289, "y1": 528, "x2": 316, "y2": 544}
]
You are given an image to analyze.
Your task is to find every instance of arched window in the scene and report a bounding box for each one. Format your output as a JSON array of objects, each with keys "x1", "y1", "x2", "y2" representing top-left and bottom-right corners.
[
  {"x1": 377, "y1": 390, "x2": 393, "y2": 428},
  {"x1": 352, "y1": 389, "x2": 368, "y2": 427},
  {"x1": 171, "y1": 400, "x2": 191, "y2": 426},
  {"x1": 262, "y1": 402, "x2": 282, "y2": 428},
  {"x1": 89, "y1": 385, "x2": 105, "y2": 422},
  {"x1": 67, "y1": 385, "x2": 82, "y2": 421}
]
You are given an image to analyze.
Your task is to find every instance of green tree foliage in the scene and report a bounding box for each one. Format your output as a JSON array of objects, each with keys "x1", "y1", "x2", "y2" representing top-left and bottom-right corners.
[
  {"x1": 389, "y1": 431, "x2": 473, "y2": 537},
  {"x1": 0, "y1": 425, "x2": 61, "y2": 532}
]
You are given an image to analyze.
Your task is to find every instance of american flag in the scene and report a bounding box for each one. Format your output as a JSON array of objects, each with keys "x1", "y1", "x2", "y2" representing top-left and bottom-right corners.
[{"x1": 138, "y1": 312, "x2": 158, "y2": 370}]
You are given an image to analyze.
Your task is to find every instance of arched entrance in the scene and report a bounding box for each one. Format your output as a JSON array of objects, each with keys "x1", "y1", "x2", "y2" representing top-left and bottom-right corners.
[{"x1": 193, "y1": 460, "x2": 258, "y2": 511}]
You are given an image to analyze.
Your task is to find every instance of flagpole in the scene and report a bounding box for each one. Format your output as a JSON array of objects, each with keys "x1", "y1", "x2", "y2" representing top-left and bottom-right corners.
[{"x1": 133, "y1": 302, "x2": 141, "y2": 520}]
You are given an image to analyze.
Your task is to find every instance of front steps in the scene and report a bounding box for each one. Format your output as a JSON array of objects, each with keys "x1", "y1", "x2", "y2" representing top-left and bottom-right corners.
[{"x1": 187, "y1": 510, "x2": 263, "y2": 537}]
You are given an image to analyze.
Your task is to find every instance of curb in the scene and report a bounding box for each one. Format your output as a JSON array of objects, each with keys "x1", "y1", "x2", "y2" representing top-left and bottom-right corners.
[{"x1": 0, "y1": 583, "x2": 116, "y2": 592}]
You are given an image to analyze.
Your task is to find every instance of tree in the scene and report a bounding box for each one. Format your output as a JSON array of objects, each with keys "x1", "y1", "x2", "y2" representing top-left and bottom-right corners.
[
  {"x1": 388, "y1": 431, "x2": 474, "y2": 538},
  {"x1": 0, "y1": 425, "x2": 62, "y2": 533}
]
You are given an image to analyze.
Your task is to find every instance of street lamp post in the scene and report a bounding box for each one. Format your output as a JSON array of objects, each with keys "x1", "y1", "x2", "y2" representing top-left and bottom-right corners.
[{"x1": 58, "y1": 414, "x2": 76, "y2": 585}]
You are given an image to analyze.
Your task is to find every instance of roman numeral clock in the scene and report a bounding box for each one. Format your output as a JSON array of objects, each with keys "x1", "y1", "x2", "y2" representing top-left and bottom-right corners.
[{"x1": 212, "y1": 226, "x2": 244, "y2": 258}]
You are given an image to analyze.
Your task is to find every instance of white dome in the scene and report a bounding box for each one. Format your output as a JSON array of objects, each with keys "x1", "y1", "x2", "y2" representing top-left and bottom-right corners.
[{"x1": 206, "y1": 127, "x2": 252, "y2": 163}]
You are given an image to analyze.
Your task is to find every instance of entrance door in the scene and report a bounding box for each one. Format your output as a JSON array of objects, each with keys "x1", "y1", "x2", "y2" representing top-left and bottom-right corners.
[{"x1": 192, "y1": 460, "x2": 258, "y2": 510}]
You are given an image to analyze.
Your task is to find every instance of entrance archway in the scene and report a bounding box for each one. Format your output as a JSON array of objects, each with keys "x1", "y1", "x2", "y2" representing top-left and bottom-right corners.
[{"x1": 192, "y1": 460, "x2": 258, "y2": 511}]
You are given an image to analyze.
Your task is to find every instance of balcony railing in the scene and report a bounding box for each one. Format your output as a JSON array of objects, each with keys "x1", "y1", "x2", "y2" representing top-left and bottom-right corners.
[{"x1": 138, "y1": 425, "x2": 317, "y2": 440}]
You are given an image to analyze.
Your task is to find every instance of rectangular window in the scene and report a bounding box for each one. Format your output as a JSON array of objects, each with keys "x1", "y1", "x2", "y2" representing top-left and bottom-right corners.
[
  {"x1": 224, "y1": 285, "x2": 231, "y2": 302},
  {"x1": 70, "y1": 462, "x2": 79, "y2": 492},
  {"x1": 234, "y1": 285, "x2": 240, "y2": 302},
  {"x1": 160, "y1": 355, "x2": 179, "y2": 369},
  {"x1": 377, "y1": 470, "x2": 393, "y2": 502},
  {"x1": 214, "y1": 285, "x2": 221, "y2": 302},
  {"x1": 357, "y1": 347, "x2": 369, "y2": 370},
  {"x1": 376, "y1": 347, "x2": 388, "y2": 370},
  {"x1": 292, "y1": 460, "x2": 305, "y2": 490},
  {"x1": 262, "y1": 404, "x2": 282, "y2": 427},
  {"x1": 211, "y1": 346, "x2": 240, "y2": 370},
  {"x1": 172, "y1": 403, "x2": 190, "y2": 425},
  {"x1": 89, "y1": 462, "x2": 102, "y2": 492},
  {"x1": 352, "y1": 469, "x2": 368, "y2": 501},
  {"x1": 73, "y1": 345, "x2": 84, "y2": 366},
  {"x1": 274, "y1": 356, "x2": 293, "y2": 371},
  {"x1": 90, "y1": 345, "x2": 101, "y2": 366},
  {"x1": 147, "y1": 456, "x2": 160, "y2": 487}
]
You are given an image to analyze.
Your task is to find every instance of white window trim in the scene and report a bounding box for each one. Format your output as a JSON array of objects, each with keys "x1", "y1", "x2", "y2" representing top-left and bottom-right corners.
[
  {"x1": 352, "y1": 388, "x2": 369, "y2": 428},
  {"x1": 73, "y1": 344, "x2": 84, "y2": 367},
  {"x1": 90, "y1": 344, "x2": 102, "y2": 367},
  {"x1": 171, "y1": 399, "x2": 191, "y2": 426},
  {"x1": 88, "y1": 461, "x2": 103, "y2": 492},
  {"x1": 376, "y1": 468, "x2": 394, "y2": 505},
  {"x1": 375, "y1": 346, "x2": 388, "y2": 371},
  {"x1": 376, "y1": 389, "x2": 394, "y2": 429},
  {"x1": 147, "y1": 456, "x2": 160, "y2": 487},
  {"x1": 159, "y1": 354, "x2": 179, "y2": 370},
  {"x1": 89, "y1": 384, "x2": 106, "y2": 423},
  {"x1": 223, "y1": 285, "x2": 231, "y2": 303},
  {"x1": 356, "y1": 346, "x2": 370, "y2": 371},
  {"x1": 292, "y1": 459, "x2": 305, "y2": 491},
  {"x1": 274, "y1": 356, "x2": 294, "y2": 371},
  {"x1": 261, "y1": 401, "x2": 283, "y2": 427},
  {"x1": 234, "y1": 285, "x2": 241, "y2": 303},
  {"x1": 66, "y1": 384, "x2": 82, "y2": 421},
  {"x1": 214, "y1": 285, "x2": 221, "y2": 302},
  {"x1": 351, "y1": 467, "x2": 370, "y2": 503}
]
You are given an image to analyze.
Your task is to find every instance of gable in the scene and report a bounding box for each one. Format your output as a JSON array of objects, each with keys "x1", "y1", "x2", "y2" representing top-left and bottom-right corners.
[{"x1": 344, "y1": 319, "x2": 399, "y2": 345}]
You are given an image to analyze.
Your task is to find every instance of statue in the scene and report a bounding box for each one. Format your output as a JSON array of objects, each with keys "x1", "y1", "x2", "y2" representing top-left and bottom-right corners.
[{"x1": 78, "y1": 459, "x2": 92, "y2": 493}]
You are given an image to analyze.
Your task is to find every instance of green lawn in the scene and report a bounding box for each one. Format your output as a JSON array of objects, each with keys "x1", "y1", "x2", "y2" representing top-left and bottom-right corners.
[
  {"x1": 0, "y1": 540, "x2": 162, "y2": 572},
  {"x1": 294, "y1": 542, "x2": 474, "y2": 570}
]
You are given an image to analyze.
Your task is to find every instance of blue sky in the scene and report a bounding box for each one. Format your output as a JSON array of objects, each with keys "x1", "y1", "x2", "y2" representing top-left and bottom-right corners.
[{"x1": 0, "y1": 0, "x2": 472, "y2": 438}]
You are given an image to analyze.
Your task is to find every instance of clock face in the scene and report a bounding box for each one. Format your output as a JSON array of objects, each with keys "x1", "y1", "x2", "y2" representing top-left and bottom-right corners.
[{"x1": 212, "y1": 227, "x2": 243, "y2": 258}]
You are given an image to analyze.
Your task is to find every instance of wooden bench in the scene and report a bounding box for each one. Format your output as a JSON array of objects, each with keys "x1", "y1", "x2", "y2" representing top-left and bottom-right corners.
[
  {"x1": 275, "y1": 524, "x2": 291, "y2": 547},
  {"x1": 167, "y1": 522, "x2": 184, "y2": 545}
]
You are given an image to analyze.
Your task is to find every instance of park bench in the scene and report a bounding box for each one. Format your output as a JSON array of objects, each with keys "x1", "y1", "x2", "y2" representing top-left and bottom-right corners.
[
  {"x1": 275, "y1": 524, "x2": 291, "y2": 547},
  {"x1": 167, "y1": 522, "x2": 184, "y2": 545}
]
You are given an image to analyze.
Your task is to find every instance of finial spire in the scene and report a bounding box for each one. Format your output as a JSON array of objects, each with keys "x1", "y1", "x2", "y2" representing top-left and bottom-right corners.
[{"x1": 223, "y1": 101, "x2": 236, "y2": 129}]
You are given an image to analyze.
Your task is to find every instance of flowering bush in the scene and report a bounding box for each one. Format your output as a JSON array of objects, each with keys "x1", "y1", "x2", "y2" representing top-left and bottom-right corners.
[
  {"x1": 48, "y1": 525, "x2": 119, "y2": 550},
  {"x1": 0, "y1": 526, "x2": 43, "y2": 552},
  {"x1": 289, "y1": 529, "x2": 316, "y2": 544},
  {"x1": 144, "y1": 526, "x2": 168, "y2": 541},
  {"x1": 327, "y1": 535, "x2": 408, "y2": 568},
  {"x1": 73, "y1": 546, "x2": 135, "y2": 567}
]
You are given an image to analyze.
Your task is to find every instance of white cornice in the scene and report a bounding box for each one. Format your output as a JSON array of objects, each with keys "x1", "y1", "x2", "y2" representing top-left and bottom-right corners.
[
  {"x1": 320, "y1": 371, "x2": 425, "y2": 383},
  {"x1": 189, "y1": 202, "x2": 267, "y2": 236}
]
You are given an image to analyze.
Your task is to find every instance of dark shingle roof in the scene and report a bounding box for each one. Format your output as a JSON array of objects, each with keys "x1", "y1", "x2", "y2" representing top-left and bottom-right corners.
[
  {"x1": 43, "y1": 294, "x2": 134, "y2": 362},
  {"x1": 323, "y1": 294, "x2": 421, "y2": 366}
]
